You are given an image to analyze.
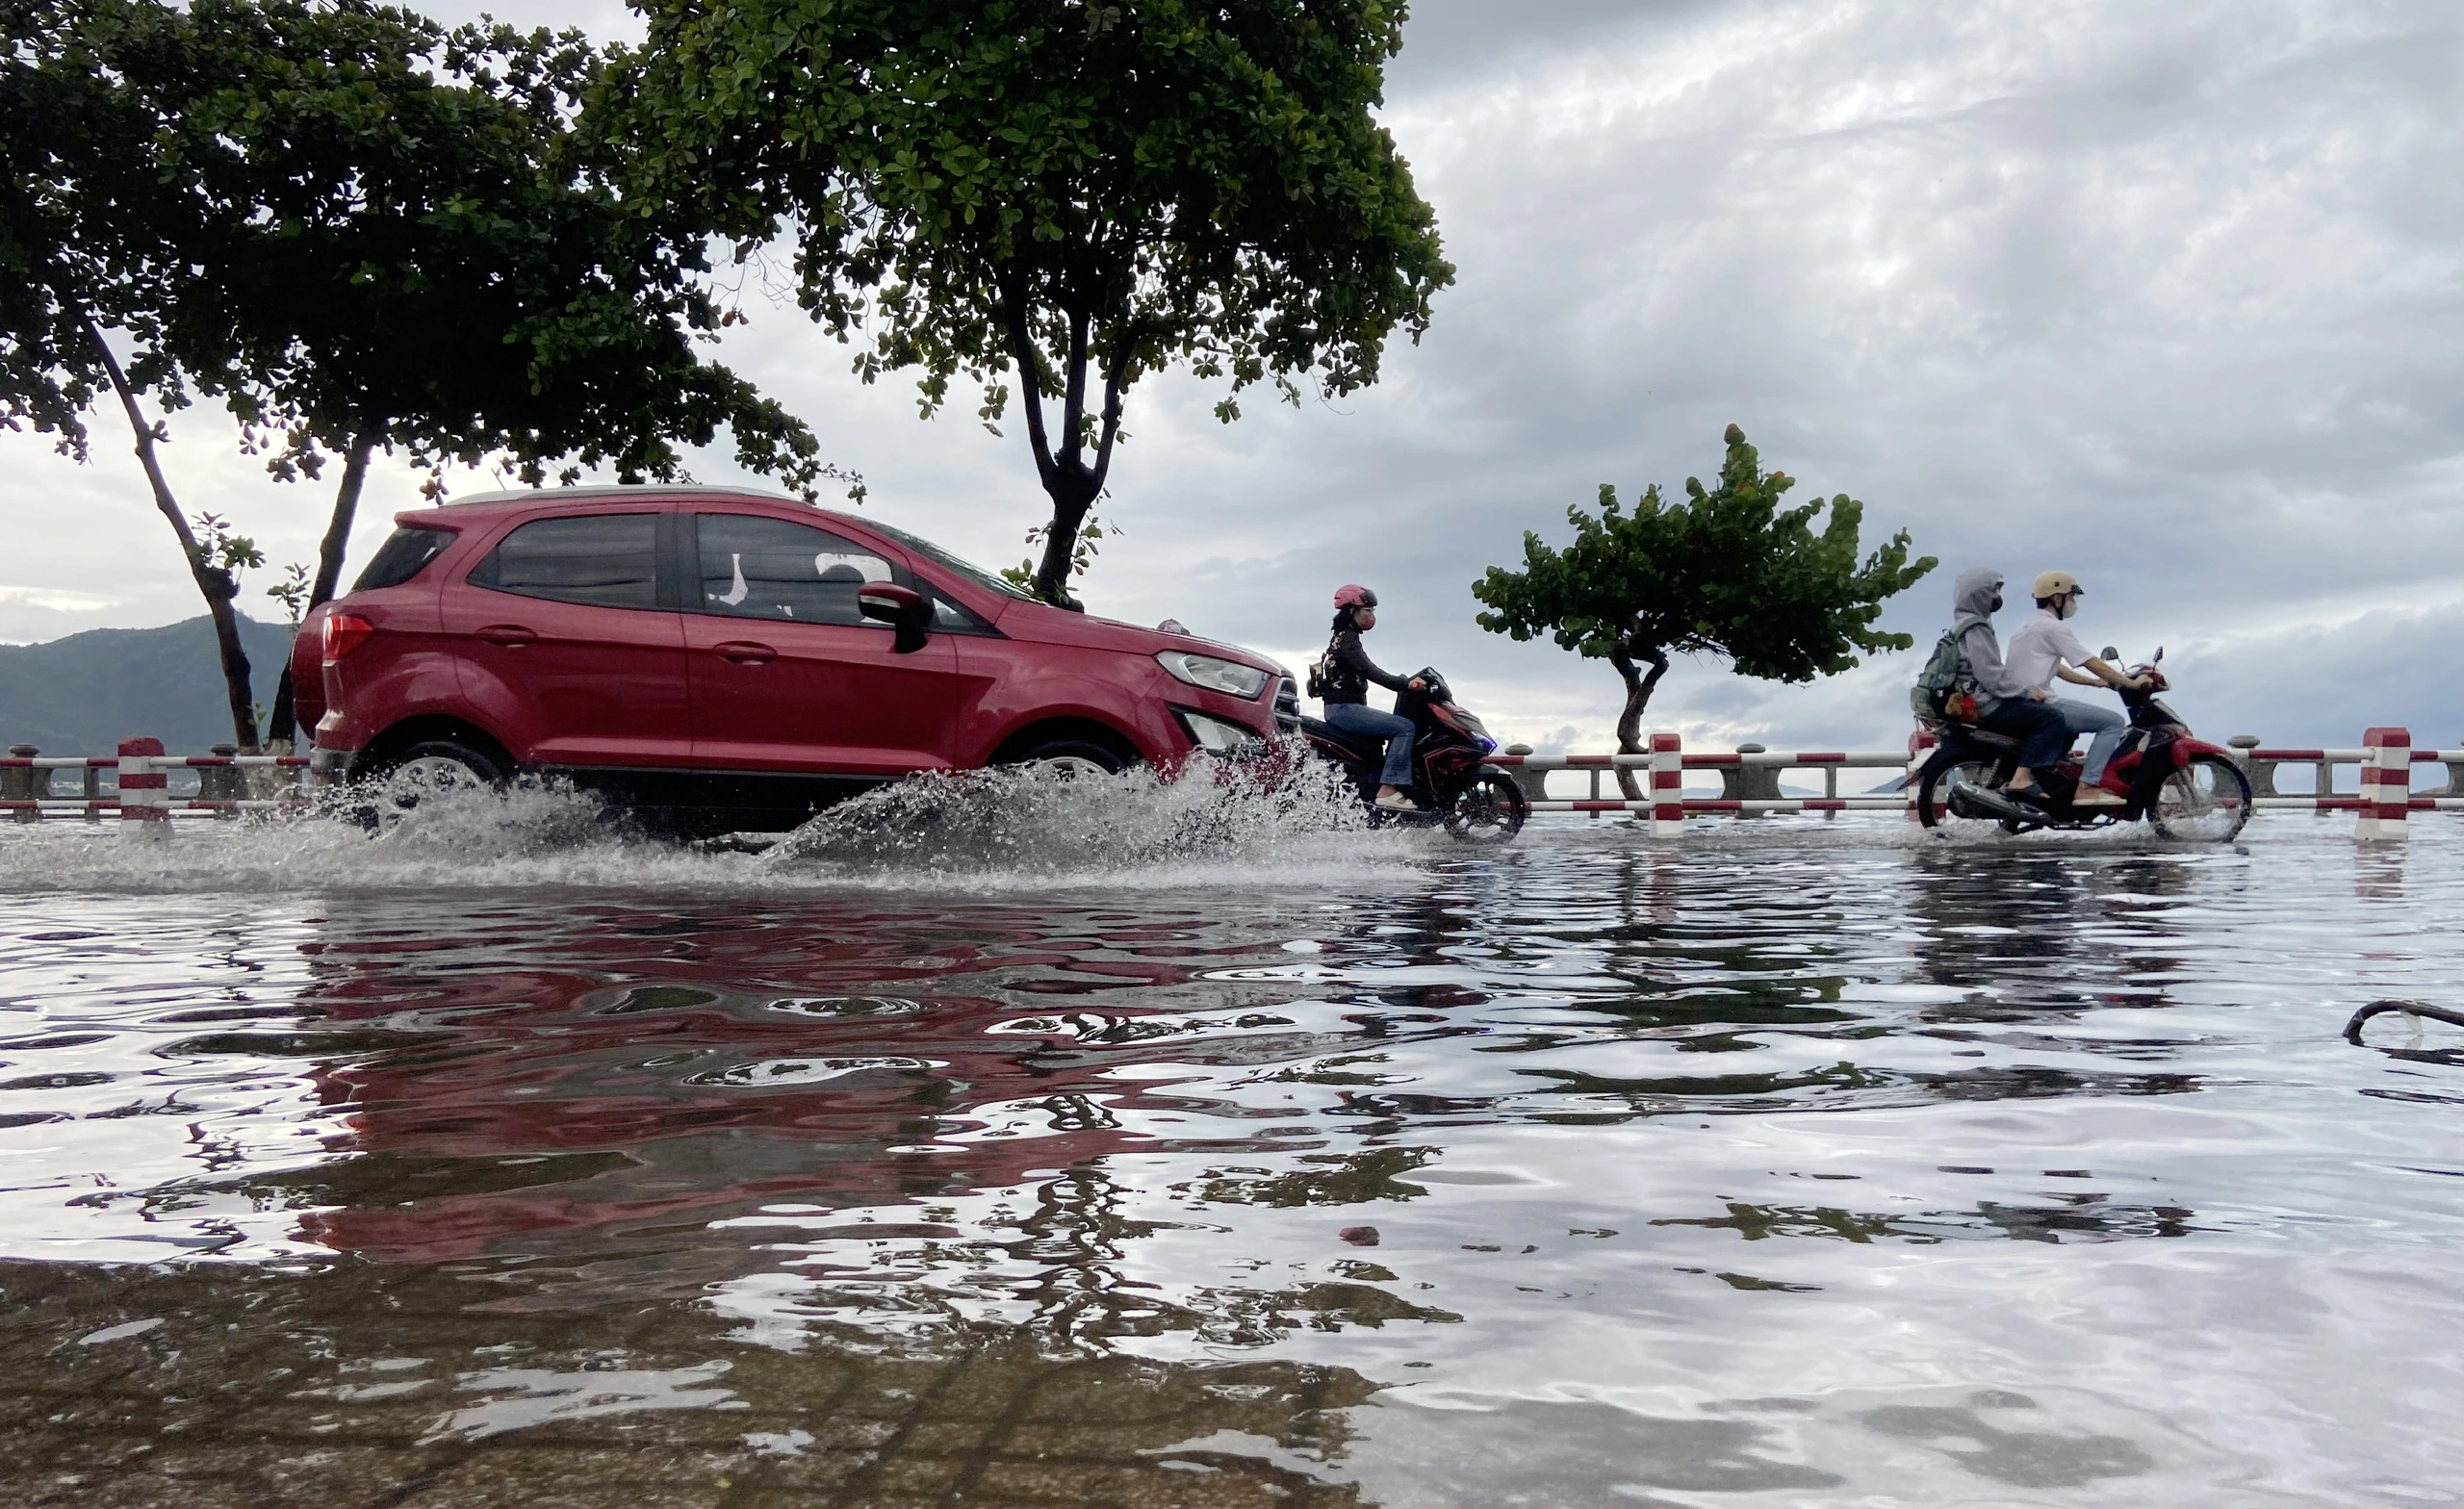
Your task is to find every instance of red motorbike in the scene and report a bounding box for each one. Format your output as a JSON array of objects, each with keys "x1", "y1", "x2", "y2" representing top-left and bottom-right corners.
[
  {"x1": 1913, "y1": 649, "x2": 2252, "y2": 841},
  {"x1": 1298, "y1": 668, "x2": 1529, "y2": 841}
]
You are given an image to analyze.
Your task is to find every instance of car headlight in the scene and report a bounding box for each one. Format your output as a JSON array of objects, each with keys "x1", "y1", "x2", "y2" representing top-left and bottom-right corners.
[
  {"x1": 1175, "y1": 708, "x2": 1268, "y2": 754},
  {"x1": 1155, "y1": 650, "x2": 1270, "y2": 699}
]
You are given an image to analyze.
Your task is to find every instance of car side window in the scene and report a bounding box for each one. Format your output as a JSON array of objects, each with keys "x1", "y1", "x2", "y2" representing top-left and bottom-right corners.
[
  {"x1": 468, "y1": 514, "x2": 659, "y2": 609},
  {"x1": 694, "y1": 514, "x2": 896, "y2": 627}
]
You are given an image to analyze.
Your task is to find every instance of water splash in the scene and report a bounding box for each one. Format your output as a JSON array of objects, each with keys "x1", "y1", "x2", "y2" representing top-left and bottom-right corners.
[
  {"x1": 0, "y1": 754, "x2": 1416, "y2": 895},
  {"x1": 762, "y1": 755, "x2": 1379, "y2": 880}
]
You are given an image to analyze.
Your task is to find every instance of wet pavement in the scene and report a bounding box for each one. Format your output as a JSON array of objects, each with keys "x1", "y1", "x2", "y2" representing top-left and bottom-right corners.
[{"x1": 2, "y1": 784, "x2": 2460, "y2": 1506}]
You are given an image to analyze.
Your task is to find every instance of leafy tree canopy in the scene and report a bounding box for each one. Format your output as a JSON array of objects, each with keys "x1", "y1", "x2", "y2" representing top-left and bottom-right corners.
[
  {"x1": 1474, "y1": 424, "x2": 1937, "y2": 760},
  {"x1": 136, "y1": 0, "x2": 844, "y2": 505},
  {"x1": 612, "y1": 0, "x2": 1453, "y2": 602}
]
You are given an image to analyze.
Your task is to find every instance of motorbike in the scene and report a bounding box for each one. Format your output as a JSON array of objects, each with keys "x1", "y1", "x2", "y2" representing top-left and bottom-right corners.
[
  {"x1": 1912, "y1": 648, "x2": 2252, "y2": 841},
  {"x1": 1298, "y1": 668, "x2": 1529, "y2": 841}
]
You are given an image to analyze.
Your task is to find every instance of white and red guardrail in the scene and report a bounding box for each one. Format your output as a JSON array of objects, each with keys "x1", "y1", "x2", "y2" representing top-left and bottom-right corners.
[
  {"x1": 1, "y1": 738, "x2": 311, "y2": 834},
  {"x1": 1, "y1": 728, "x2": 2455, "y2": 841},
  {"x1": 1486, "y1": 726, "x2": 2464, "y2": 841}
]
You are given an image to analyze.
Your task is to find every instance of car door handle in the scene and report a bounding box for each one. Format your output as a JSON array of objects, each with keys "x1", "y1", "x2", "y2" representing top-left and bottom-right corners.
[
  {"x1": 714, "y1": 641, "x2": 776, "y2": 665},
  {"x1": 477, "y1": 625, "x2": 535, "y2": 648}
]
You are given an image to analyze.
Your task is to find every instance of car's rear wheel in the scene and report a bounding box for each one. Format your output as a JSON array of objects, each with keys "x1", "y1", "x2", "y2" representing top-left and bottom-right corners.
[
  {"x1": 352, "y1": 734, "x2": 510, "y2": 825},
  {"x1": 1002, "y1": 738, "x2": 1128, "y2": 780}
]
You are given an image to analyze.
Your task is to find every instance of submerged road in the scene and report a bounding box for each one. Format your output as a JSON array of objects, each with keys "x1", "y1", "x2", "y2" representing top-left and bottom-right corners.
[{"x1": 1, "y1": 784, "x2": 2458, "y2": 1506}]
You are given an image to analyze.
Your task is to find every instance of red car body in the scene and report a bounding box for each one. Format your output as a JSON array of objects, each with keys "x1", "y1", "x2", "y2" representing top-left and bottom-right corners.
[{"x1": 297, "y1": 488, "x2": 1293, "y2": 830}]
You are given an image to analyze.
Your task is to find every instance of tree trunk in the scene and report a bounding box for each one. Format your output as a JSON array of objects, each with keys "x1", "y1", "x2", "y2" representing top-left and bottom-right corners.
[
  {"x1": 1001, "y1": 276, "x2": 1129, "y2": 609},
  {"x1": 1607, "y1": 640, "x2": 1671, "y2": 801},
  {"x1": 85, "y1": 318, "x2": 258, "y2": 752},
  {"x1": 267, "y1": 428, "x2": 373, "y2": 746}
]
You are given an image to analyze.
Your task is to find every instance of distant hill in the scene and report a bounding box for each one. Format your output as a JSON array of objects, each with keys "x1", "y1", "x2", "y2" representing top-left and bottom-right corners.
[{"x1": 0, "y1": 615, "x2": 299, "y2": 754}]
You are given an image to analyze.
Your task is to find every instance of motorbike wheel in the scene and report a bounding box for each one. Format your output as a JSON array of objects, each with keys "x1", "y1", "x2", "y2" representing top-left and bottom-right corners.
[
  {"x1": 1915, "y1": 757, "x2": 2006, "y2": 834},
  {"x1": 1444, "y1": 772, "x2": 1529, "y2": 842},
  {"x1": 2150, "y1": 752, "x2": 2252, "y2": 842}
]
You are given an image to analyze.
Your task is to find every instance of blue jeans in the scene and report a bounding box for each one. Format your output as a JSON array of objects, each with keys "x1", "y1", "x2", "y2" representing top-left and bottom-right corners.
[
  {"x1": 1324, "y1": 702, "x2": 1415, "y2": 787},
  {"x1": 2052, "y1": 697, "x2": 2126, "y2": 783}
]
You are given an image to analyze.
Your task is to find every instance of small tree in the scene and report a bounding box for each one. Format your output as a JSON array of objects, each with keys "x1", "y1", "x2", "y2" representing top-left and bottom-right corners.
[
  {"x1": 2, "y1": 0, "x2": 268, "y2": 748},
  {"x1": 1474, "y1": 424, "x2": 1936, "y2": 797},
  {"x1": 615, "y1": 0, "x2": 1453, "y2": 605}
]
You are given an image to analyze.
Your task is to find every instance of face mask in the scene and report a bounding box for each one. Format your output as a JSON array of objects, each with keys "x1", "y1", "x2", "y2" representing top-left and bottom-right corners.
[
  {"x1": 2058, "y1": 596, "x2": 2078, "y2": 621},
  {"x1": 1989, "y1": 593, "x2": 2004, "y2": 614}
]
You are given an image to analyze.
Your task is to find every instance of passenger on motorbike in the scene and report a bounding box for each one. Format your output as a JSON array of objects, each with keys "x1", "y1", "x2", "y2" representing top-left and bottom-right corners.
[
  {"x1": 1317, "y1": 585, "x2": 1425, "y2": 811},
  {"x1": 2005, "y1": 571, "x2": 2149, "y2": 807},
  {"x1": 1947, "y1": 567, "x2": 2070, "y2": 807}
]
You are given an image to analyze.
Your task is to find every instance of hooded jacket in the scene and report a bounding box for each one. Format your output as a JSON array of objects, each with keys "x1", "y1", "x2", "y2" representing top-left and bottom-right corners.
[{"x1": 1951, "y1": 567, "x2": 2029, "y2": 713}]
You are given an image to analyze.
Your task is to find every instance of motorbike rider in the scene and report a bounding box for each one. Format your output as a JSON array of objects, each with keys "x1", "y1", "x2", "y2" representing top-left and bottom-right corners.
[
  {"x1": 2005, "y1": 571, "x2": 2149, "y2": 807},
  {"x1": 1318, "y1": 585, "x2": 1425, "y2": 811},
  {"x1": 1947, "y1": 567, "x2": 2070, "y2": 808}
]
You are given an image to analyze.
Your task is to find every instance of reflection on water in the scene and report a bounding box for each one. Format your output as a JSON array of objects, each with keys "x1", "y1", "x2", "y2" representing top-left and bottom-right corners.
[{"x1": 3, "y1": 810, "x2": 2463, "y2": 1505}]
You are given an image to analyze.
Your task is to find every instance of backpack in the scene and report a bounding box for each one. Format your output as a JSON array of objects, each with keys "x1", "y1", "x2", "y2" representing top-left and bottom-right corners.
[
  {"x1": 1304, "y1": 632, "x2": 1344, "y2": 702},
  {"x1": 1911, "y1": 614, "x2": 1989, "y2": 723}
]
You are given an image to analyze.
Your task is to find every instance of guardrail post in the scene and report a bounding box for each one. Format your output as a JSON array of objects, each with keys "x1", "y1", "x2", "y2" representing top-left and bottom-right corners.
[
  {"x1": 1650, "y1": 732, "x2": 1683, "y2": 835},
  {"x1": 2414, "y1": 746, "x2": 2464, "y2": 800},
  {"x1": 1500, "y1": 744, "x2": 1551, "y2": 806},
  {"x1": 1905, "y1": 728, "x2": 1937, "y2": 822},
  {"x1": 117, "y1": 736, "x2": 169, "y2": 838},
  {"x1": 3, "y1": 745, "x2": 35, "y2": 825},
  {"x1": 201, "y1": 743, "x2": 243, "y2": 818},
  {"x1": 1721, "y1": 743, "x2": 1782, "y2": 818},
  {"x1": 2226, "y1": 735, "x2": 2277, "y2": 797},
  {"x1": 2358, "y1": 728, "x2": 2410, "y2": 841}
]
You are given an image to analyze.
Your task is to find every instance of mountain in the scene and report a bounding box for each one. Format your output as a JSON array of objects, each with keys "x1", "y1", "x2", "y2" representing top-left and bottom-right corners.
[{"x1": 0, "y1": 615, "x2": 300, "y2": 754}]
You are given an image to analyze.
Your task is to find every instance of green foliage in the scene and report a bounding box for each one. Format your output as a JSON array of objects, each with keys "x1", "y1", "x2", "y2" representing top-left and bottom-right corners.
[
  {"x1": 189, "y1": 512, "x2": 265, "y2": 577},
  {"x1": 0, "y1": 0, "x2": 198, "y2": 454},
  {"x1": 131, "y1": 0, "x2": 849, "y2": 501},
  {"x1": 613, "y1": 0, "x2": 1452, "y2": 601},
  {"x1": 1000, "y1": 513, "x2": 1117, "y2": 588},
  {"x1": 1474, "y1": 424, "x2": 1936, "y2": 736},
  {"x1": 266, "y1": 561, "x2": 312, "y2": 626}
]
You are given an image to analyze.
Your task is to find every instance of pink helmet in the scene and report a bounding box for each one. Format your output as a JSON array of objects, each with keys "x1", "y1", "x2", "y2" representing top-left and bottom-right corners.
[{"x1": 1333, "y1": 584, "x2": 1378, "y2": 612}]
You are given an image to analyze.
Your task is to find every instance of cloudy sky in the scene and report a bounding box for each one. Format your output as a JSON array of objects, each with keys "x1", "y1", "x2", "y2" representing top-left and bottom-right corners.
[{"x1": 7, "y1": 0, "x2": 2459, "y2": 752}]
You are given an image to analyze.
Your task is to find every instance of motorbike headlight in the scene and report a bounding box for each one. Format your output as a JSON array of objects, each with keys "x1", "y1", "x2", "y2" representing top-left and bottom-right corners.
[
  {"x1": 1175, "y1": 708, "x2": 1268, "y2": 754},
  {"x1": 1155, "y1": 651, "x2": 1269, "y2": 699}
]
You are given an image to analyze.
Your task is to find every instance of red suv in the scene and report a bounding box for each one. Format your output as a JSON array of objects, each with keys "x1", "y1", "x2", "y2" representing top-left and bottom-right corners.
[{"x1": 296, "y1": 488, "x2": 1296, "y2": 831}]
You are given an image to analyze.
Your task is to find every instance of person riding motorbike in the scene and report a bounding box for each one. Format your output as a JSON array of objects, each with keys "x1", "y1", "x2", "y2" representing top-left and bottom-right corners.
[
  {"x1": 1946, "y1": 567, "x2": 2069, "y2": 808},
  {"x1": 2004, "y1": 570, "x2": 2149, "y2": 807},
  {"x1": 1315, "y1": 585, "x2": 1425, "y2": 811}
]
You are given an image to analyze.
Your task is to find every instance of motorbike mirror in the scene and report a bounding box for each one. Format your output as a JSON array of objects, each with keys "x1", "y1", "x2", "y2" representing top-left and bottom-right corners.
[
  {"x1": 2099, "y1": 646, "x2": 2118, "y2": 662},
  {"x1": 2153, "y1": 646, "x2": 2164, "y2": 664}
]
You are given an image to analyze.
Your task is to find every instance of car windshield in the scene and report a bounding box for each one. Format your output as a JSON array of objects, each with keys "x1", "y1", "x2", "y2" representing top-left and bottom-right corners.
[{"x1": 859, "y1": 518, "x2": 1039, "y2": 603}]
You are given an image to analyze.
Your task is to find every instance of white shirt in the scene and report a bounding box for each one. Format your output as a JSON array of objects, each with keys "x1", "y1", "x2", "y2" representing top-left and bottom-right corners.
[{"x1": 2006, "y1": 607, "x2": 2092, "y2": 692}]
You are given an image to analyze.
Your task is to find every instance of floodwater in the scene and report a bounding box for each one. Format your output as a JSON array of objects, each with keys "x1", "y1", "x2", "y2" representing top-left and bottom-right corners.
[{"x1": 2, "y1": 772, "x2": 2460, "y2": 1508}]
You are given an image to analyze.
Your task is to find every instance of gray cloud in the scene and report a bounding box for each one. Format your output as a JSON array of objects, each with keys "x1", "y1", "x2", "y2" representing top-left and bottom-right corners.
[{"x1": 7, "y1": 0, "x2": 2458, "y2": 754}]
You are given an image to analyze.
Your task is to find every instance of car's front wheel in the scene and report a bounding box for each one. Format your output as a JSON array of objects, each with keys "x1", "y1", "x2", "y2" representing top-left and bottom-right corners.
[{"x1": 1001, "y1": 738, "x2": 1129, "y2": 780}]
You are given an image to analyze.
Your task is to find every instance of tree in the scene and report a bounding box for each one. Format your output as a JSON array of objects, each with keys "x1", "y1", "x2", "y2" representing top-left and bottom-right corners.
[
  {"x1": 121, "y1": 0, "x2": 857, "y2": 744},
  {"x1": 3, "y1": 0, "x2": 267, "y2": 749},
  {"x1": 614, "y1": 0, "x2": 1453, "y2": 605},
  {"x1": 1473, "y1": 424, "x2": 1937, "y2": 797}
]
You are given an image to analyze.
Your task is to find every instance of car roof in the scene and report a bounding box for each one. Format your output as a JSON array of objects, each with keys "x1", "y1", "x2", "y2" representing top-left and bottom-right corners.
[{"x1": 397, "y1": 485, "x2": 855, "y2": 530}]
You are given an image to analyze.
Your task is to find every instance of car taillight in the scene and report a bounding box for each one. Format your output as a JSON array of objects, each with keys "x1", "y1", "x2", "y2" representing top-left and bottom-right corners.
[{"x1": 322, "y1": 612, "x2": 375, "y2": 664}]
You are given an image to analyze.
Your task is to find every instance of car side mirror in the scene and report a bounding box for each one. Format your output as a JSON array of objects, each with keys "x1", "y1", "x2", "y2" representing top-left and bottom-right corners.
[{"x1": 858, "y1": 582, "x2": 931, "y2": 654}]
